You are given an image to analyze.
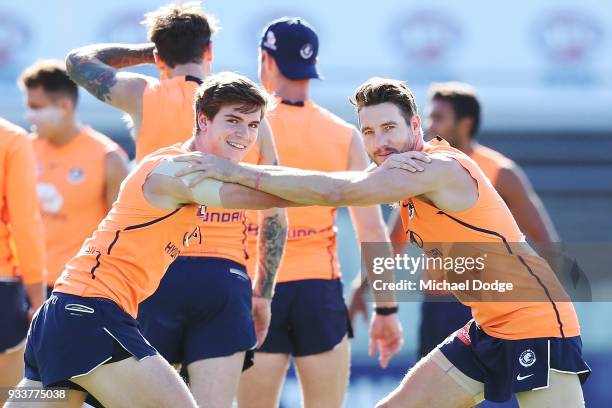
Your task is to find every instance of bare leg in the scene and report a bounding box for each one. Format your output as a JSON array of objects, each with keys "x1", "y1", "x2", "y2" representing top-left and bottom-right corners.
[
  {"x1": 187, "y1": 352, "x2": 245, "y2": 408},
  {"x1": 71, "y1": 354, "x2": 197, "y2": 408},
  {"x1": 237, "y1": 352, "x2": 290, "y2": 408},
  {"x1": 293, "y1": 335, "x2": 350, "y2": 408},
  {"x1": 375, "y1": 348, "x2": 484, "y2": 408}
]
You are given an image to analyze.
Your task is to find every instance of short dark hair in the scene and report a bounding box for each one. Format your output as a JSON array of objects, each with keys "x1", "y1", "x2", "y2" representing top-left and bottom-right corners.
[
  {"x1": 350, "y1": 77, "x2": 418, "y2": 124},
  {"x1": 429, "y1": 82, "x2": 481, "y2": 138},
  {"x1": 144, "y1": 2, "x2": 218, "y2": 68},
  {"x1": 193, "y1": 72, "x2": 272, "y2": 130},
  {"x1": 19, "y1": 59, "x2": 78, "y2": 104}
]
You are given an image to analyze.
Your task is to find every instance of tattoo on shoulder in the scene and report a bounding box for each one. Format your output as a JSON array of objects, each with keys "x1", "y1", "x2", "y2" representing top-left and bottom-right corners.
[{"x1": 257, "y1": 214, "x2": 287, "y2": 298}]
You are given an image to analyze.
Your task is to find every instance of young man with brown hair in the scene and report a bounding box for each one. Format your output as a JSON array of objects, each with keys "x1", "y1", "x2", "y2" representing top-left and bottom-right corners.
[
  {"x1": 7, "y1": 72, "x2": 297, "y2": 408},
  {"x1": 66, "y1": 4, "x2": 287, "y2": 406},
  {"x1": 351, "y1": 81, "x2": 561, "y2": 360}
]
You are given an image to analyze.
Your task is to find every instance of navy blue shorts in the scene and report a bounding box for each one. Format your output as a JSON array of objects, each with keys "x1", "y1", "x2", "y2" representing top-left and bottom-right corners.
[
  {"x1": 0, "y1": 280, "x2": 29, "y2": 352},
  {"x1": 25, "y1": 293, "x2": 157, "y2": 387},
  {"x1": 440, "y1": 320, "x2": 591, "y2": 403},
  {"x1": 258, "y1": 278, "x2": 352, "y2": 357},
  {"x1": 418, "y1": 294, "x2": 472, "y2": 358},
  {"x1": 137, "y1": 257, "x2": 257, "y2": 369}
]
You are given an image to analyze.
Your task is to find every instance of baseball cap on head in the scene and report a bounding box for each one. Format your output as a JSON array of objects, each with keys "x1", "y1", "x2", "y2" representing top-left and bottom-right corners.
[{"x1": 260, "y1": 17, "x2": 322, "y2": 80}]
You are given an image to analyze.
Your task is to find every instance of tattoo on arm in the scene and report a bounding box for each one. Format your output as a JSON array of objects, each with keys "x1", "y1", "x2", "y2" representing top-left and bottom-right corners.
[
  {"x1": 66, "y1": 43, "x2": 154, "y2": 102},
  {"x1": 256, "y1": 214, "x2": 287, "y2": 298}
]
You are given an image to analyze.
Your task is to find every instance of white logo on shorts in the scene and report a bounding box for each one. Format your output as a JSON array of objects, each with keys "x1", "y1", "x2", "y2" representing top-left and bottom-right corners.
[
  {"x1": 300, "y1": 43, "x2": 314, "y2": 59},
  {"x1": 519, "y1": 349, "x2": 536, "y2": 367},
  {"x1": 229, "y1": 268, "x2": 249, "y2": 281},
  {"x1": 65, "y1": 304, "x2": 95, "y2": 314},
  {"x1": 516, "y1": 373, "x2": 534, "y2": 381}
]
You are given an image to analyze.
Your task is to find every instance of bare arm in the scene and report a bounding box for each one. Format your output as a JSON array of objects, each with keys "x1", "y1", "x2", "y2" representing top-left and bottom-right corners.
[
  {"x1": 142, "y1": 160, "x2": 302, "y2": 211},
  {"x1": 252, "y1": 118, "x2": 287, "y2": 298},
  {"x1": 65, "y1": 43, "x2": 155, "y2": 125},
  {"x1": 104, "y1": 149, "x2": 130, "y2": 210},
  {"x1": 346, "y1": 129, "x2": 396, "y2": 306},
  {"x1": 346, "y1": 129, "x2": 389, "y2": 243},
  {"x1": 496, "y1": 164, "x2": 559, "y2": 242},
  {"x1": 222, "y1": 154, "x2": 478, "y2": 212}
]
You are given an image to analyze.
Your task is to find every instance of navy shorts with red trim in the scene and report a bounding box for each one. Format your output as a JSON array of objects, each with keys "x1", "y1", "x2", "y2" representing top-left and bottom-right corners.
[
  {"x1": 418, "y1": 294, "x2": 472, "y2": 358},
  {"x1": 439, "y1": 320, "x2": 591, "y2": 403}
]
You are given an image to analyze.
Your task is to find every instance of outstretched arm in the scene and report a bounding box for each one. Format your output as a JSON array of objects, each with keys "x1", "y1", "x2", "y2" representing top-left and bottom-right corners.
[
  {"x1": 175, "y1": 152, "x2": 477, "y2": 211},
  {"x1": 142, "y1": 159, "x2": 302, "y2": 211},
  {"x1": 65, "y1": 43, "x2": 156, "y2": 128},
  {"x1": 345, "y1": 129, "x2": 404, "y2": 368}
]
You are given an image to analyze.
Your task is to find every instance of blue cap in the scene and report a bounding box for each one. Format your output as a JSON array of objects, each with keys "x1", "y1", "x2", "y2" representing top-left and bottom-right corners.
[{"x1": 260, "y1": 17, "x2": 322, "y2": 80}]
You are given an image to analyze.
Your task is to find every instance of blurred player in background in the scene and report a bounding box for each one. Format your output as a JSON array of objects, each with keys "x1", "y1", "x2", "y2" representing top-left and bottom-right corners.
[
  {"x1": 237, "y1": 18, "x2": 402, "y2": 408},
  {"x1": 0, "y1": 118, "x2": 45, "y2": 401},
  {"x1": 66, "y1": 4, "x2": 287, "y2": 407},
  {"x1": 350, "y1": 81, "x2": 560, "y2": 360},
  {"x1": 6, "y1": 72, "x2": 298, "y2": 408},
  {"x1": 18, "y1": 60, "x2": 129, "y2": 298}
]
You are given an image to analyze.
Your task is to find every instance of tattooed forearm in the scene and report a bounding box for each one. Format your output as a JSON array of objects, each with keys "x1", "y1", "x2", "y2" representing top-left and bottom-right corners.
[
  {"x1": 65, "y1": 43, "x2": 154, "y2": 102},
  {"x1": 65, "y1": 55, "x2": 117, "y2": 102},
  {"x1": 92, "y1": 43, "x2": 155, "y2": 69},
  {"x1": 255, "y1": 213, "x2": 287, "y2": 299}
]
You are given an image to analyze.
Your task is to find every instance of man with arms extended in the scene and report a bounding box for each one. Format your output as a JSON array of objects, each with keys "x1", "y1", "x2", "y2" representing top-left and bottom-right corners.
[
  {"x1": 178, "y1": 77, "x2": 590, "y2": 407},
  {"x1": 238, "y1": 17, "x2": 402, "y2": 408},
  {"x1": 66, "y1": 4, "x2": 287, "y2": 407},
  {"x1": 0, "y1": 118, "x2": 45, "y2": 402},
  {"x1": 352, "y1": 81, "x2": 561, "y2": 359},
  {"x1": 18, "y1": 60, "x2": 128, "y2": 298},
  {"x1": 6, "y1": 73, "x2": 297, "y2": 408}
]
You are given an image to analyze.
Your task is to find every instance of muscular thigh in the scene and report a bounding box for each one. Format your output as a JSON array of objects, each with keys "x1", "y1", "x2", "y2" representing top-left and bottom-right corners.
[
  {"x1": 187, "y1": 352, "x2": 245, "y2": 408},
  {"x1": 71, "y1": 354, "x2": 197, "y2": 408},
  {"x1": 516, "y1": 371, "x2": 584, "y2": 408},
  {"x1": 294, "y1": 335, "x2": 351, "y2": 408},
  {"x1": 376, "y1": 348, "x2": 484, "y2": 408},
  {"x1": 237, "y1": 352, "x2": 290, "y2": 408},
  {"x1": 3, "y1": 378, "x2": 87, "y2": 408}
]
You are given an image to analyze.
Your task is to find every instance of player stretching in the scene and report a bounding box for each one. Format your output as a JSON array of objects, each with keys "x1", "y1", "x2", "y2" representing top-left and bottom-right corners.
[{"x1": 177, "y1": 77, "x2": 590, "y2": 408}]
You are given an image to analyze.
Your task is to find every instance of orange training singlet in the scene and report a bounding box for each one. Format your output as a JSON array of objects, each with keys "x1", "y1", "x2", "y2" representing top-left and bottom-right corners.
[
  {"x1": 137, "y1": 74, "x2": 263, "y2": 265},
  {"x1": 244, "y1": 100, "x2": 354, "y2": 282},
  {"x1": 469, "y1": 143, "x2": 514, "y2": 187},
  {"x1": 0, "y1": 118, "x2": 45, "y2": 284},
  {"x1": 33, "y1": 127, "x2": 124, "y2": 286},
  {"x1": 178, "y1": 144, "x2": 261, "y2": 264},
  {"x1": 399, "y1": 137, "x2": 579, "y2": 340},
  {"x1": 54, "y1": 144, "x2": 203, "y2": 318},
  {"x1": 136, "y1": 75, "x2": 202, "y2": 162},
  {"x1": 422, "y1": 143, "x2": 515, "y2": 294}
]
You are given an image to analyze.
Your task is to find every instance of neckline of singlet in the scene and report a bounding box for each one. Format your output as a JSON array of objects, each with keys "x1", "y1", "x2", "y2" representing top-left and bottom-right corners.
[
  {"x1": 280, "y1": 99, "x2": 305, "y2": 107},
  {"x1": 185, "y1": 75, "x2": 203, "y2": 85}
]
